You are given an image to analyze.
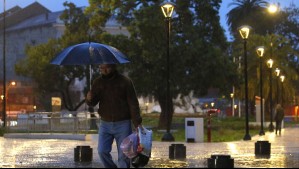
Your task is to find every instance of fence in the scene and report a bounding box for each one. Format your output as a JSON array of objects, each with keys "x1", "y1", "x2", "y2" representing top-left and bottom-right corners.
[{"x1": 6, "y1": 111, "x2": 99, "y2": 133}]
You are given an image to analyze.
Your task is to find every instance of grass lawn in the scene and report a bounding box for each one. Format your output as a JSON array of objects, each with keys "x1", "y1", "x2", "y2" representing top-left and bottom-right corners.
[
  {"x1": 1, "y1": 113, "x2": 297, "y2": 142},
  {"x1": 141, "y1": 113, "x2": 295, "y2": 142}
]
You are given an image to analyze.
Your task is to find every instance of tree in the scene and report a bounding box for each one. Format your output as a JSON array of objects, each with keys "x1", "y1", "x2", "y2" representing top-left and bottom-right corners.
[
  {"x1": 226, "y1": 0, "x2": 271, "y2": 38},
  {"x1": 232, "y1": 33, "x2": 298, "y2": 114},
  {"x1": 86, "y1": 0, "x2": 235, "y2": 129},
  {"x1": 275, "y1": 4, "x2": 299, "y2": 103},
  {"x1": 15, "y1": 2, "x2": 90, "y2": 111}
]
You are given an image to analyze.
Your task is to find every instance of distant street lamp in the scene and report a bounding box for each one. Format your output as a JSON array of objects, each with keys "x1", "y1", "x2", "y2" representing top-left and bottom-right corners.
[
  {"x1": 275, "y1": 68, "x2": 280, "y2": 104},
  {"x1": 230, "y1": 93, "x2": 234, "y2": 116},
  {"x1": 2, "y1": 0, "x2": 6, "y2": 127},
  {"x1": 161, "y1": 1, "x2": 175, "y2": 142},
  {"x1": 256, "y1": 46, "x2": 265, "y2": 136},
  {"x1": 267, "y1": 59, "x2": 274, "y2": 132},
  {"x1": 238, "y1": 25, "x2": 252, "y2": 140},
  {"x1": 211, "y1": 102, "x2": 215, "y2": 108},
  {"x1": 280, "y1": 75, "x2": 285, "y2": 106},
  {"x1": 1, "y1": 81, "x2": 16, "y2": 126}
]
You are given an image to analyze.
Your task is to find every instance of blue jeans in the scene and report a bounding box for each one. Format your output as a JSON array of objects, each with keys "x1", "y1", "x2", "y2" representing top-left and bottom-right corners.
[{"x1": 98, "y1": 119, "x2": 132, "y2": 168}]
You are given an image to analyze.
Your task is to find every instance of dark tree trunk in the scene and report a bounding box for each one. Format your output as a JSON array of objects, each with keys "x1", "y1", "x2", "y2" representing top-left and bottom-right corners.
[{"x1": 157, "y1": 93, "x2": 174, "y2": 129}]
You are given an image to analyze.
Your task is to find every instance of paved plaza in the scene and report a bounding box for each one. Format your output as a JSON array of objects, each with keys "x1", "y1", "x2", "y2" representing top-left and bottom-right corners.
[{"x1": 0, "y1": 127, "x2": 299, "y2": 168}]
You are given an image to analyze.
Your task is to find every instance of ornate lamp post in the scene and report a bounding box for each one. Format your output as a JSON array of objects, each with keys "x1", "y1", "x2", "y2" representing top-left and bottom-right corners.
[
  {"x1": 280, "y1": 75, "x2": 285, "y2": 106},
  {"x1": 230, "y1": 93, "x2": 234, "y2": 116},
  {"x1": 161, "y1": 1, "x2": 175, "y2": 141},
  {"x1": 267, "y1": 59, "x2": 274, "y2": 132},
  {"x1": 256, "y1": 46, "x2": 265, "y2": 136},
  {"x1": 2, "y1": 0, "x2": 6, "y2": 127},
  {"x1": 238, "y1": 25, "x2": 251, "y2": 140},
  {"x1": 275, "y1": 68, "x2": 280, "y2": 104}
]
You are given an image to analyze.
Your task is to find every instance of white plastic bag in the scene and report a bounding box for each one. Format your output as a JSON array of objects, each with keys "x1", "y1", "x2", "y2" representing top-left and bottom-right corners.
[
  {"x1": 120, "y1": 132, "x2": 138, "y2": 158},
  {"x1": 137, "y1": 126, "x2": 153, "y2": 157}
]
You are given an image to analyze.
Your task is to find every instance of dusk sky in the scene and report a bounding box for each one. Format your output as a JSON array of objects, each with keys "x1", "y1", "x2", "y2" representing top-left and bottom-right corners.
[{"x1": 1, "y1": 0, "x2": 299, "y2": 41}]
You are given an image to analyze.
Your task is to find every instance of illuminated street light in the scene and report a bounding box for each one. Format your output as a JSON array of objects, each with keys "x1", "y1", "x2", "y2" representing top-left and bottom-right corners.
[
  {"x1": 238, "y1": 25, "x2": 252, "y2": 141},
  {"x1": 267, "y1": 59, "x2": 274, "y2": 132},
  {"x1": 256, "y1": 46, "x2": 265, "y2": 136},
  {"x1": 275, "y1": 68, "x2": 280, "y2": 104},
  {"x1": 230, "y1": 93, "x2": 234, "y2": 116},
  {"x1": 280, "y1": 75, "x2": 285, "y2": 82},
  {"x1": 268, "y1": 3, "x2": 279, "y2": 14},
  {"x1": 211, "y1": 102, "x2": 215, "y2": 108},
  {"x1": 2, "y1": 81, "x2": 16, "y2": 126},
  {"x1": 280, "y1": 75, "x2": 285, "y2": 106},
  {"x1": 161, "y1": 1, "x2": 175, "y2": 142}
]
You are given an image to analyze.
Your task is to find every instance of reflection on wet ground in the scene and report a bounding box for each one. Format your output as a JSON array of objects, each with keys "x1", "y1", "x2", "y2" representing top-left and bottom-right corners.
[{"x1": 0, "y1": 127, "x2": 298, "y2": 168}]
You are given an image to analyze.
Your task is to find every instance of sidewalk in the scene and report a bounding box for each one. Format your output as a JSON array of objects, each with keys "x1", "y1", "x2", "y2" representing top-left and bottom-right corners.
[{"x1": 1, "y1": 127, "x2": 299, "y2": 168}]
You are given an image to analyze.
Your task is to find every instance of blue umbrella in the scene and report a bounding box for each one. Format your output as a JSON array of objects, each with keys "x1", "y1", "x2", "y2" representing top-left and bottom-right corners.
[{"x1": 50, "y1": 42, "x2": 130, "y2": 65}]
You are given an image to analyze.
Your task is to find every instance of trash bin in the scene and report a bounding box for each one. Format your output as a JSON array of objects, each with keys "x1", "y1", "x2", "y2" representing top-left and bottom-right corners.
[
  {"x1": 255, "y1": 141, "x2": 271, "y2": 158},
  {"x1": 74, "y1": 145, "x2": 93, "y2": 162},
  {"x1": 169, "y1": 144, "x2": 186, "y2": 160},
  {"x1": 185, "y1": 118, "x2": 204, "y2": 142},
  {"x1": 207, "y1": 154, "x2": 234, "y2": 168}
]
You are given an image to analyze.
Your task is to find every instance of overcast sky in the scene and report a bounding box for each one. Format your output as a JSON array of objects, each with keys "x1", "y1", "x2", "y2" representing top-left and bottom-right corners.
[{"x1": 2, "y1": 0, "x2": 299, "y2": 40}]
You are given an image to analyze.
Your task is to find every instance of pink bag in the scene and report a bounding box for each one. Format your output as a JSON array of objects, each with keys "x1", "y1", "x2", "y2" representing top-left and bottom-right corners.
[{"x1": 120, "y1": 132, "x2": 138, "y2": 159}]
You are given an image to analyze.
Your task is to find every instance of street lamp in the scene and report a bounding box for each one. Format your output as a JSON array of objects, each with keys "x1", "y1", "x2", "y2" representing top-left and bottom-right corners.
[
  {"x1": 238, "y1": 25, "x2": 251, "y2": 140},
  {"x1": 161, "y1": 1, "x2": 175, "y2": 142},
  {"x1": 1, "y1": 81, "x2": 16, "y2": 126},
  {"x1": 275, "y1": 68, "x2": 280, "y2": 104},
  {"x1": 2, "y1": 0, "x2": 6, "y2": 127},
  {"x1": 267, "y1": 59, "x2": 274, "y2": 132},
  {"x1": 256, "y1": 46, "x2": 265, "y2": 136},
  {"x1": 268, "y1": 3, "x2": 279, "y2": 14},
  {"x1": 230, "y1": 93, "x2": 234, "y2": 116},
  {"x1": 280, "y1": 75, "x2": 285, "y2": 106}
]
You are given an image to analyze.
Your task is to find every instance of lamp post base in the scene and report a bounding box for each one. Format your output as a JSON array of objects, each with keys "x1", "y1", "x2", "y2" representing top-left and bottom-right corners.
[
  {"x1": 259, "y1": 130, "x2": 265, "y2": 136},
  {"x1": 269, "y1": 123, "x2": 274, "y2": 132},
  {"x1": 162, "y1": 132, "x2": 175, "y2": 142},
  {"x1": 243, "y1": 134, "x2": 251, "y2": 141}
]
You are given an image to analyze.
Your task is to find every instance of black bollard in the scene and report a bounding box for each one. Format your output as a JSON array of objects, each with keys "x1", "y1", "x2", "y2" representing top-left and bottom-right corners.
[
  {"x1": 207, "y1": 154, "x2": 234, "y2": 168},
  {"x1": 169, "y1": 144, "x2": 186, "y2": 160},
  {"x1": 255, "y1": 141, "x2": 271, "y2": 158},
  {"x1": 74, "y1": 146, "x2": 93, "y2": 162}
]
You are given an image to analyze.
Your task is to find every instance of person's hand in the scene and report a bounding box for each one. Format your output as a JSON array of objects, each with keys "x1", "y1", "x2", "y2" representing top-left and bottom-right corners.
[
  {"x1": 86, "y1": 91, "x2": 92, "y2": 102},
  {"x1": 136, "y1": 124, "x2": 144, "y2": 132}
]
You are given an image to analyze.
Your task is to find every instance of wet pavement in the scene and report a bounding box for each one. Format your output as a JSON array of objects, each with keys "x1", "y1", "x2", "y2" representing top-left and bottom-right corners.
[{"x1": 1, "y1": 127, "x2": 299, "y2": 168}]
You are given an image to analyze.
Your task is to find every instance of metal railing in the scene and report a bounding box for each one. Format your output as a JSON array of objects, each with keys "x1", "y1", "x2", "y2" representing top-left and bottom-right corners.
[{"x1": 5, "y1": 111, "x2": 99, "y2": 133}]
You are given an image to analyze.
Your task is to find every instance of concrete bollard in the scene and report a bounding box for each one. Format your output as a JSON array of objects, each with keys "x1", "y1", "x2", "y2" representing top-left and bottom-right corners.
[
  {"x1": 255, "y1": 141, "x2": 271, "y2": 158},
  {"x1": 207, "y1": 154, "x2": 234, "y2": 168},
  {"x1": 74, "y1": 145, "x2": 93, "y2": 162},
  {"x1": 169, "y1": 144, "x2": 186, "y2": 160}
]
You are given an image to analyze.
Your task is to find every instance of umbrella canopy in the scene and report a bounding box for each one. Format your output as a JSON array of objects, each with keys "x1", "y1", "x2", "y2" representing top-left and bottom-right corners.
[{"x1": 50, "y1": 42, "x2": 130, "y2": 65}]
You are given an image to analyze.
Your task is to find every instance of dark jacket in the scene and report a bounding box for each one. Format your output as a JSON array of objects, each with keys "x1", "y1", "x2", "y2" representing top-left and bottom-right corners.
[
  {"x1": 275, "y1": 107, "x2": 285, "y2": 122},
  {"x1": 86, "y1": 71, "x2": 142, "y2": 127}
]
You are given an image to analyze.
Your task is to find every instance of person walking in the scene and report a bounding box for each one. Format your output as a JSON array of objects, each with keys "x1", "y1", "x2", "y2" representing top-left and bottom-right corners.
[
  {"x1": 86, "y1": 64, "x2": 142, "y2": 168},
  {"x1": 274, "y1": 104, "x2": 285, "y2": 135}
]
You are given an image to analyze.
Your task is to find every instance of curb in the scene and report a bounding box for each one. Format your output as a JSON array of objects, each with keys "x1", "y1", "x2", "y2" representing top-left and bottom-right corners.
[{"x1": 3, "y1": 133, "x2": 87, "y2": 140}]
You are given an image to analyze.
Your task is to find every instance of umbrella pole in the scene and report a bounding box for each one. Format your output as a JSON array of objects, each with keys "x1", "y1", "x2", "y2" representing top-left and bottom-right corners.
[
  {"x1": 88, "y1": 64, "x2": 97, "y2": 130},
  {"x1": 89, "y1": 65, "x2": 92, "y2": 90}
]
